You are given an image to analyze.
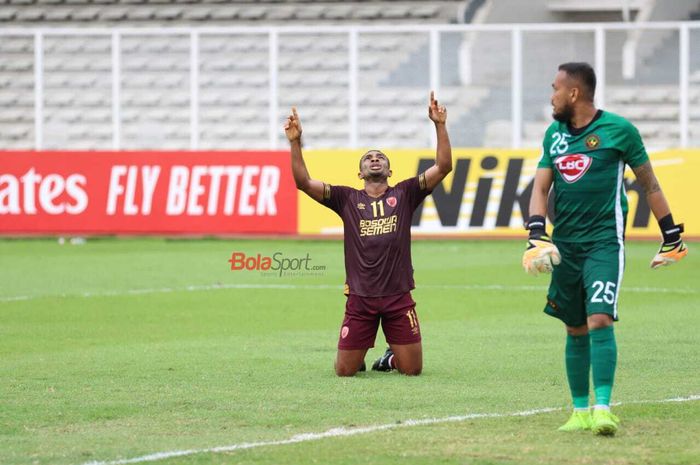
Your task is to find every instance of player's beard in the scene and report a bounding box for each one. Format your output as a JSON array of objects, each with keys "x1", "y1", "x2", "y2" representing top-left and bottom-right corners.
[{"x1": 552, "y1": 102, "x2": 574, "y2": 123}]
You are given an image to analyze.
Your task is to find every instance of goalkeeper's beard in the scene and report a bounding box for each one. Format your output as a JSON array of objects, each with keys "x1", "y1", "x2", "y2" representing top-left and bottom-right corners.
[{"x1": 553, "y1": 103, "x2": 574, "y2": 123}]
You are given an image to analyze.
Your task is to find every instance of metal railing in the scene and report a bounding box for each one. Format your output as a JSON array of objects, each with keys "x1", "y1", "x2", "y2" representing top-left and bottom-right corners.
[{"x1": 0, "y1": 21, "x2": 698, "y2": 150}]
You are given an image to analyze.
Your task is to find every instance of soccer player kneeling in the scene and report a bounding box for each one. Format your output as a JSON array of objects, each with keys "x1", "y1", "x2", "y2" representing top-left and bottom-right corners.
[{"x1": 285, "y1": 92, "x2": 453, "y2": 377}]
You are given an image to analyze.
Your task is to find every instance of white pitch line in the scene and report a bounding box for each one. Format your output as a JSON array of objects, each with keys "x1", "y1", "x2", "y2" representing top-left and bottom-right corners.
[
  {"x1": 1, "y1": 283, "x2": 697, "y2": 304},
  {"x1": 81, "y1": 394, "x2": 700, "y2": 465}
]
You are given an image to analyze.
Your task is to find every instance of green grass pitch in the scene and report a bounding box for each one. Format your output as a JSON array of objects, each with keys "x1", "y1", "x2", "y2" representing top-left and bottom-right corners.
[{"x1": 1, "y1": 238, "x2": 698, "y2": 465}]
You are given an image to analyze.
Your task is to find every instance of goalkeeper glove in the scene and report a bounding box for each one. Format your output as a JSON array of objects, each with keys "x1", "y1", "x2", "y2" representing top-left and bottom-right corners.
[
  {"x1": 651, "y1": 214, "x2": 688, "y2": 269},
  {"x1": 522, "y1": 215, "x2": 561, "y2": 276}
]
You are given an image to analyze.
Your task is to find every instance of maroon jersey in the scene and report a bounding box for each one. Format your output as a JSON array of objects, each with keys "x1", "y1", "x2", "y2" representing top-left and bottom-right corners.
[{"x1": 321, "y1": 173, "x2": 431, "y2": 297}]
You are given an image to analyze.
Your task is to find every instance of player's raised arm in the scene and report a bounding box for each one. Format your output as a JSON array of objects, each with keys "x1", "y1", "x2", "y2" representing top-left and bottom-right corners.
[
  {"x1": 423, "y1": 91, "x2": 453, "y2": 190},
  {"x1": 631, "y1": 161, "x2": 688, "y2": 268},
  {"x1": 284, "y1": 107, "x2": 325, "y2": 202}
]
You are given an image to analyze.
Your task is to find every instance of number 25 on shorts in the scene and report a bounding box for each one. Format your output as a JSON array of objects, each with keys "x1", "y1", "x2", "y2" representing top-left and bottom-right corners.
[{"x1": 590, "y1": 280, "x2": 616, "y2": 305}]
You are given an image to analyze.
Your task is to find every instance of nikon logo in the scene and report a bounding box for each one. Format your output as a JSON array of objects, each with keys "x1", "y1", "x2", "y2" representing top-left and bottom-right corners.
[{"x1": 411, "y1": 154, "x2": 651, "y2": 228}]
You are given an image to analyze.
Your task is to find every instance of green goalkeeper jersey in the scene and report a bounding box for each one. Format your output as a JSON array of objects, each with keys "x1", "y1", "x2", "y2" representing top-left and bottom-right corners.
[{"x1": 538, "y1": 110, "x2": 649, "y2": 243}]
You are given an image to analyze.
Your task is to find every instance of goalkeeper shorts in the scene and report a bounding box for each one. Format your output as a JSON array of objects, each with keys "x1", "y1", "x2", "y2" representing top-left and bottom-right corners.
[
  {"x1": 338, "y1": 292, "x2": 421, "y2": 350},
  {"x1": 544, "y1": 239, "x2": 624, "y2": 327}
]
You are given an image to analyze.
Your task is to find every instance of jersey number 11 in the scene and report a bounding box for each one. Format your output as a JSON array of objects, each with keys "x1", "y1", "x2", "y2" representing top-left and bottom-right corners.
[{"x1": 370, "y1": 200, "x2": 385, "y2": 218}]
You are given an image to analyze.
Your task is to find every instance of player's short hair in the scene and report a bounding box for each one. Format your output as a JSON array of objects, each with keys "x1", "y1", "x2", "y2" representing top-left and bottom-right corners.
[
  {"x1": 359, "y1": 150, "x2": 390, "y2": 170},
  {"x1": 558, "y1": 62, "x2": 596, "y2": 101}
]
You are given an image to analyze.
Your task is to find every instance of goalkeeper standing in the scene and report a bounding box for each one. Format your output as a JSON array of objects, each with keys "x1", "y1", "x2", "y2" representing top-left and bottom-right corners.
[{"x1": 524, "y1": 62, "x2": 688, "y2": 436}]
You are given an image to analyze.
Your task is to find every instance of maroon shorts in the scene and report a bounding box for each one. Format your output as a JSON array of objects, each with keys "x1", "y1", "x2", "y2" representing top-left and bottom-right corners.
[{"x1": 337, "y1": 292, "x2": 421, "y2": 350}]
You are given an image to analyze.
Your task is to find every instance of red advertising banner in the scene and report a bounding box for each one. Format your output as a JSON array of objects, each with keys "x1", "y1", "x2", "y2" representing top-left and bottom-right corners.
[{"x1": 0, "y1": 151, "x2": 297, "y2": 235}]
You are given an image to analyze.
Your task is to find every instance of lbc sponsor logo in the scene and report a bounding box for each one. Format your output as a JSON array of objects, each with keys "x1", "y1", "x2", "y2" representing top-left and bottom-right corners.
[{"x1": 555, "y1": 154, "x2": 592, "y2": 183}]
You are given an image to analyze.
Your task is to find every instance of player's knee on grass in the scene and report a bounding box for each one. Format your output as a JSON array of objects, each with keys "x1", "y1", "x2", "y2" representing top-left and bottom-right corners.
[
  {"x1": 397, "y1": 362, "x2": 422, "y2": 376},
  {"x1": 334, "y1": 349, "x2": 367, "y2": 377},
  {"x1": 391, "y1": 343, "x2": 422, "y2": 376},
  {"x1": 334, "y1": 363, "x2": 359, "y2": 377}
]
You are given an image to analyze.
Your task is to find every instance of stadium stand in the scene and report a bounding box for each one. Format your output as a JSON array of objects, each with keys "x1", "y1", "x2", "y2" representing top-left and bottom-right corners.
[
  {"x1": 470, "y1": 0, "x2": 700, "y2": 148},
  {"x1": 0, "y1": 0, "x2": 698, "y2": 149}
]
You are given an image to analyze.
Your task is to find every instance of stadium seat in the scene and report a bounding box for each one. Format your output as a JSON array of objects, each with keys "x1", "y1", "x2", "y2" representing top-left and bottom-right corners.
[
  {"x1": 607, "y1": 87, "x2": 637, "y2": 103},
  {"x1": 100, "y1": 7, "x2": 130, "y2": 20},
  {"x1": 238, "y1": 6, "x2": 268, "y2": 21},
  {"x1": 1, "y1": 72, "x2": 33, "y2": 89},
  {"x1": 661, "y1": 124, "x2": 681, "y2": 139},
  {"x1": 293, "y1": 5, "x2": 326, "y2": 21},
  {"x1": 637, "y1": 86, "x2": 672, "y2": 104},
  {"x1": 44, "y1": 8, "x2": 78, "y2": 22},
  {"x1": 0, "y1": 108, "x2": 31, "y2": 123},
  {"x1": 265, "y1": 7, "x2": 295, "y2": 21},
  {"x1": 689, "y1": 125, "x2": 700, "y2": 139},
  {"x1": 316, "y1": 36, "x2": 347, "y2": 53},
  {"x1": 358, "y1": 54, "x2": 382, "y2": 69},
  {"x1": 49, "y1": 108, "x2": 84, "y2": 123},
  {"x1": 199, "y1": 90, "x2": 250, "y2": 106},
  {"x1": 153, "y1": 7, "x2": 184, "y2": 20},
  {"x1": 45, "y1": 91, "x2": 76, "y2": 107},
  {"x1": 607, "y1": 104, "x2": 649, "y2": 121},
  {"x1": 0, "y1": 38, "x2": 32, "y2": 53},
  {"x1": 654, "y1": 105, "x2": 679, "y2": 120},
  {"x1": 72, "y1": 7, "x2": 101, "y2": 21},
  {"x1": 0, "y1": 124, "x2": 31, "y2": 139},
  {"x1": 279, "y1": 36, "x2": 314, "y2": 53},
  {"x1": 409, "y1": 4, "x2": 441, "y2": 19},
  {"x1": 127, "y1": 7, "x2": 158, "y2": 20},
  {"x1": 381, "y1": 5, "x2": 412, "y2": 20},
  {"x1": 0, "y1": 75, "x2": 12, "y2": 89},
  {"x1": 321, "y1": 106, "x2": 348, "y2": 123},
  {"x1": 484, "y1": 120, "x2": 514, "y2": 147},
  {"x1": 220, "y1": 72, "x2": 261, "y2": 89},
  {"x1": 635, "y1": 122, "x2": 661, "y2": 139},
  {"x1": 0, "y1": 8, "x2": 19, "y2": 21},
  {"x1": 353, "y1": 5, "x2": 384, "y2": 20},
  {"x1": 82, "y1": 108, "x2": 112, "y2": 123},
  {"x1": 78, "y1": 91, "x2": 110, "y2": 107},
  {"x1": 181, "y1": 7, "x2": 212, "y2": 21},
  {"x1": 15, "y1": 8, "x2": 45, "y2": 21},
  {"x1": 122, "y1": 90, "x2": 161, "y2": 106},
  {"x1": 323, "y1": 5, "x2": 352, "y2": 20},
  {"x1": 134, "y1": 37, "x2": 189, "y2": 54},
  {"x1": 0, "y1": 56, "x2": 33, "y2": 71},
  {"x1": 209, "y1": 6, "x2": 240, "y2": 20},
  {"x1": 199, "y1": 107, "x2": 229, "y2": 123}
]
